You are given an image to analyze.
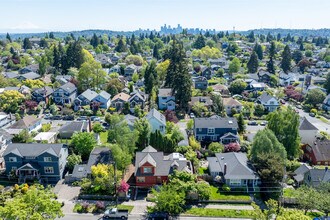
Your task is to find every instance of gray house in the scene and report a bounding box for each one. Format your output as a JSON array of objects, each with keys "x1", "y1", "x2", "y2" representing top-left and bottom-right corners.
[
  {"x1": 31, "y1": 86, "x2": 54, "y2": 103},
  {"x1": 193, "y1": 76, "x2": 208, "y2": 90},
  {"x1": 58, "y1": 121, "x2": 90, "y2": 139},
  {"x1": 3, "y1": 143, "x2": 68, "y2": 183},
  {"x1": 257, "y1": 92, "x2": 279, "y2": 112},
  {"x1": 207, "y1": 152, "x2": 260, "y2": 191},
  {"x1": 194, "y1": 116, "x2": 239, "y2": 144},
  {"x1": 53, "y1": 82, "x2": 77, "y2": 105}
]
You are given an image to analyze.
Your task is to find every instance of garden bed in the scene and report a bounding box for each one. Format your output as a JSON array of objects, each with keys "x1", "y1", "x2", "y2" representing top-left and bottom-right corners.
[
  {"x1": 73, "y1": 201, "x2": 134, "y2": 214},
  {"x1": 209, "y1": 186, "x2": 251, "y2": 202}
]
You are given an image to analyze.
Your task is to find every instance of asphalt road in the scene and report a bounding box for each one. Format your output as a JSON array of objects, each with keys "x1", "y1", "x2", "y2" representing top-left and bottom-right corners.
[
  {"x1": 58, "y1": 213, "x2": 252, "y2": 220},
  {"x1": 295, "y1": 107, "x2": 330, "y2": 132}
]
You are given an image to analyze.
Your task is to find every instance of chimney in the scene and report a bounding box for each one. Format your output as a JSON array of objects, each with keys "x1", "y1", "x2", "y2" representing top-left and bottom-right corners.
[
  {"x1": 224, "y1": 163, "x2": 227, "y2": 175},
  {"x1": 325, "y1": 167, "x2": 329, "y2": 172}
]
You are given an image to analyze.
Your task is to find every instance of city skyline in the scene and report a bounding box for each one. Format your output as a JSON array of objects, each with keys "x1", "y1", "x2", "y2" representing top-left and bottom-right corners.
[{"x1": 0, "y1": 0, "x2": 330, "y2": 33}]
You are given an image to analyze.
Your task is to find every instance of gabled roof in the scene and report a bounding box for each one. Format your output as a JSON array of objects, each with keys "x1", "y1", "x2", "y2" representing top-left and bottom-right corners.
[
  {"x1": 258, "y1": 92, "x2": 277, "y2": 103},
  {"x1": 158, "y1": 88, "x2": 173, "y2": 97},
  {"x1": 59, "y1": 121, "x2": 88, "y2": 134},
  {"x1": 9, "y1": 116, "x2": 40, "y2": 130},
  {"x1": 20, "y1": 72, "x2": 40, "y2": 80},
  {"x1": 146, "y1": 108, "x2": 166, "y2": 126},
  {"x1": 4, "y1": 143, "x2": 65, "y2": 157},
  {"x1": 142, "y1": 145, "x2": 157, "y2": 153},
  {"x1": 78, "y1": 89, "x2": 98, "y2": 101},
  {"x1": 58, "y1": 82, "x2": 76, "y2": 93},
  {"x1": 139, "y1": 153, "x2": 157, "y2": 167},
  {"x1": 299, "y1": 117, "x2": 318, "y2": 131},
  {"x1": 194, "y1": 116, "x2": 238, "y2": 129},
  {"x1": 86, "y1": 147, "x2": 112, "y2": 174},
  {"x1": 98, "y1": 91, "x2": 111, "y2": 100},
  {"x1": 208, "y1": 152, "x2": 259, "y2": 180},
  {"x1": 223, "y1": 97, "x2": 242, "y2": 107},
  {"x1": 294, "y1": 163, "x2": 312, "y2": 183},
  {"x1": 17, "y1": 163, "x2": 40, "y2": 170},
  {"x1": 111, "y1": 92, "x2": 130, "y2": 102},
  {"x1": 310, "y1": 139, "x2": 330, "y2": 162},
  {"x1": 32, "y1": 86, "x2": 54, "y2": 97}
]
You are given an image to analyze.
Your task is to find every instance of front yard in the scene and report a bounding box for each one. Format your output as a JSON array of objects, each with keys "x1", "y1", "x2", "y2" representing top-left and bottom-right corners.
[
  {"x1": 184, "y1": 208, "x2": 254, "y2": 218},
  {"x1": 209, "y1": 185, "x2": 251, "y2": 201}
]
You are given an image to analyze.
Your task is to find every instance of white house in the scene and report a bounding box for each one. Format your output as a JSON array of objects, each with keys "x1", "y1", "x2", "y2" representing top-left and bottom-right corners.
[
  {"x1": 257, "y1": 92, "x2": 279, "y2": 112},
  {"x1": 146, "y1": 108, "x2": 166, "y2": 134}
]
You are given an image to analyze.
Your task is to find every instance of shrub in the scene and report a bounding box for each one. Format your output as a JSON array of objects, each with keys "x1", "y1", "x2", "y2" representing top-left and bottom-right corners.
[
  {"x1": 94, "y1": 201, "x2": 105, "y2": 212},
  {"x1": 310, "y1": 108, "x2": 317, "y2": 114},
  {"x1": 222, "y1": 184, "x2": 231, "y2": 192},
  {"x1": 117, "y1": 180, "x2": 130, "y2": 193}
]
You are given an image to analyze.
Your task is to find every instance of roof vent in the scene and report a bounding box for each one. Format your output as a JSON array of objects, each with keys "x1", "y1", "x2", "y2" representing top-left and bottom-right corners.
[
  {"x1": 221, "y1": 157, "x2": 224, "y2": 160},
  {"x1": 228, "y1": 120, "x2": 233, "y2": 124}
]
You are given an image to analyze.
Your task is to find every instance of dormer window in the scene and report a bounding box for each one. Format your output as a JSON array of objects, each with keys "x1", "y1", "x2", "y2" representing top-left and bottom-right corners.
[
  {"x1": 9, "y1": 157, "x2": 17, "y2": 162},
  {"x1": 143, "y1": 167, "x2": 152, "y2": 173}
]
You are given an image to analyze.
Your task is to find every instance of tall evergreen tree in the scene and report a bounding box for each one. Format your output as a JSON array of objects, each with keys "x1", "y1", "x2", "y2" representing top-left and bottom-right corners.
[
  {"x1": 267, "y1": 57, "x2": 275, "y2": 74},
  {"x1": 90, "y1": 33, "x2": 100, "y2": 48},
  {"x1": 49, "y1": 32, "x2": 55, "y2": 39},
  {"x1": 62, "y1": 41, "x2": 84, "y2": 73},
  {"x1": 115, "y1": 38, "x2": 127, "y2": 52},
  {"x1": 299, "y1": 43, "x2": 304, "y2": 51},
  {"x1": 165, "y1": 38, "x2": 192, "y2": 111},
  {"x1": 53, "y1": 46, "x2": 60, "y2": 71},
  {"x1": 192, "y1": 34, "x2": 206, "y2": 49},
  {"x1": 145, "y1": 61, "x2": 157, "y2": 94},
  {"x1": 247, "y1": 31, "x2": 255, "y2": 43},
  {"x1": 281, "y1": 45, "x2": 292, "y2": 73},
  {"x1": 253, "y1": 43, "x2": 263, "y2": 60},
  {"x1": 38, "y1": 55, "x2": 48, "y2": 76},
  {"x1": 23, "y1": 38, "x2": 32, "y2": 50},
  {"x1": 292, "y1": 50, "x2": 303, "y2": 64},
  {"x1": 247, "y1": 52, "x2": 259, "y2": 73},
  {"x1": 6, "y1": 33, "x2": 12, "y2": 43},
  {"x1": 153, "y1": 44, "x2": 160, "y2": 60},
  {"x1": 277, "y1": 33, "x2": 281, "y2": 41},
  {"x1": 39, "y1": 38, "x2": 48, "y2": 48},
  {"x1": 269, "y1": 41, "x2": 276, "y2": 58}
]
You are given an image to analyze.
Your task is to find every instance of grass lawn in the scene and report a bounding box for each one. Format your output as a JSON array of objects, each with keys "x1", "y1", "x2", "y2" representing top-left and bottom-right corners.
[
  {"x1": 58, "y1": 138, "x2": 72, "y2": 145},
  {"x1": 209, "y1": 186, "x2": 251, "y2": 201},
  {"x1": 198, "y1": 167, "x2": 207, "y2": 174},
  {"x1": 100, "y1": 131, "x2": 108, "y2": 144},
  {"x1": 283, "y1": 188, "x2": 296, "y2": 198},
  {"x1": 184, "y1": 208, "x2": 254, "y2": 218},
  {"x1": 319, "y1": 116, "x2": 329, "y2": 123},
  {"x1": 109, "y1": 205, "x2": 134, "y2": 213}
]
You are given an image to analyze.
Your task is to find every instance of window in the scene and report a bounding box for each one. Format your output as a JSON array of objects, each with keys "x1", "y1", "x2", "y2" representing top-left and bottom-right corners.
[
  {"x1": 212, "y1": 136, "x2": 217, "y2": 141},
  {"x1": 317, "y1": 162, "x2": 321, "y2": 165},
  {"x1": 270, "y1": 101, "x2": 274, "y2": 105},
  {"x1": 143, "y1": 167, "x2": 152, "y2": 174},
  {"x1": 208, "y1": 128, "x2": 215, "y2": 134},
  {"x1": 44, "y1": 167, "x2": 54, "y2": 174},
  {"x1": 229, "y1": 179, "x2": 241, "y2": 186},
  {"x1": 25, "y1": 156, "x2": 35, "y2": 160},
  {"x1": 198, "y1": 128, "x2": 202, "y2": 132},
  {"x1": 9, "y1": 157, "x2": 17, "y2": 162},
  {"x1": 44, "y1": 157, "x2": 52, "y2": 162},
  {"x1": 137, "y1": 177, "x2": 145, "y2": 183},
  {"x1": 11, "y1": 167, "x2": 17, "y2": 171},
  {"x1": 243, "y1": 180, "x2": 247, "y2": 185}
]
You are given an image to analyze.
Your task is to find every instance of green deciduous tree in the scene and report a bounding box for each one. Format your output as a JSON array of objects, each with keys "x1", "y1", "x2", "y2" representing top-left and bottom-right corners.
[
  {"x1": 134, "y1": 118, "x2": 151, "y2": 150},
  {"x1": 0, "y1": 184, "x2": 63, "y2": 220},
  {"x1": 267, "y1": 107, "x2": 300, "y2": 159},
  {"x1": 67, "y1": 153, "x2": 82, "y2": 172},
  {"x1": 295, "y1": 186, "x2": 319, "y2": 215},
  {"x1": 208, "y1": 142, "x2": 224, "y2": 154},
  {"x1": 71, "y1": 132, "x2": 97, "y2": 160},
  {"x1": 281, "y1": 45, "x2": 292, "y2": 73},
  {"x1": 229, "y1": 57, "x2": 241, "y2": 74},
  {"x1": 211, "y1": 94, "x2": 224, "y2": 116},
  {"x1": 77, "y1": 60, "x2": 107, "y2": 91},
  {"x1": 229, "y1": 79, "x2": 247, "y2": 95},
  {"x1": 247, "y1": 51, "x2": 259, "y2": 73},
  {"x1": 0, "y1": 90, "x2": 25, "y2": 113},
  {"x1": 23, "y1": 38, "x2": 32, "y2": 50},
  {"x1": 305, "y1": 89, "x2": 326, "y2": 107}
]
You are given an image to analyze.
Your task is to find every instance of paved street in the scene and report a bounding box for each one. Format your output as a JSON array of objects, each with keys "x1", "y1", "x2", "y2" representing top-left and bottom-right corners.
[
  {"x1": 295, "y1": 108, "x2": 330, "y2": 132},
  {"x1": 58, "y1": 213, "x2": 252, "y2": 220}
]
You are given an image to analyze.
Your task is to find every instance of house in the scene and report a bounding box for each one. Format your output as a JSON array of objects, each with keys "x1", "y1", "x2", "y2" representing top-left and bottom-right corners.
[
  {"x1": 92, "y1": 91, "x2": 111, "y2": 110},
  {"x1": 293, "y1": 163, "x2": 312, "y2": 186},
  {"x1": 18, "y1": 72, "x2": 41, "y2": 81},
  {"x1": 146, "y1": 108, "x2": 166, "y2": 134},
  {"x1": 189, "y1": 96, "x2": 213, "y2": 112},
  {"x1": 208, "y1": 58, "x2": 227, "y2": 66},
  {"x1": 124, "y1": 114, "x2": 138, "y2": 130},
  {"x1": 201, "y1": 66, "x2": 212, "y2": 79},
  {"x1": 19, "y1": 64, "x2": 39, "y2": 74},
  {"x1": 3, "y1": 86, "x2": 31, "y2": 95},
  {"x1": 279, "y1": 72, "x2": 297, "y2": 86},
  {"x1": 192, "y1": 76, "x2": 208, "y2": 90},
  {"x1": 128, "y1": 91, "x2": 147, "y2": 113},
  {"x1": 323, "y1": 94, "x2": 330, "y2": 111},
  {"x1": 302, "y1": 139, "x2": 330, "y2": 166},
  {"x1": 33, "y1": 132, "x2": 58, "y2": 143},
  {"x1": 244, "y1": 79, "x2": 267, "y2": 91},
  {"x1": 3, "y1": 143, "x2": 68, "y2": 183},
  {"x1": 53, "y1": 82, "x2": 77, "y2": 105},
  {"x1": 257, "y1": 92, "x2": 279, "y2": 112},
  {"x1": 257, "y1": 70, "x2": 272, "y2": 83},
  {"x1": 299, "y1": 117, "x2": 319, "y2": 145},
  {"x1": 55, "y1": 75, "x2": 73, "y2": 85},
  {"x1": 3, "y1": 72, "x2": 19, "y2": 79},
  {"x1": 31, "y1": 86, "x2": 54, "y2": 103},
  {"x1": 223, "y1": 98, "x2": 243, "y2": 115},
  {"x1": 58, "y1": 121, "x2": 90, "y2": 139},
  {"x1": 158, "y1": 88, "x2": 175, "y2": 111},
  {"x1": 194, "y1": 116, "x2": 239, "y2": 144},
  {"x1": 95, "y1": 54, "x2": 112, "y2": 66},
  {"x1": 7, "y1": 116, "x2": 41, "y2": 135},
  {"x1": 207, "y1": 152, "x2": 260, "y2": 191},
  {"x1": 135, "y1": 146, "x2": 192, "y2": 187},
  {"x1": 73, "y1": 89, "x2": 98, "y2": 111},
  {"x1": 0, "y1": 113, "x2": 11, "y2": 129},
  {"x1": 211, "y1": 84, "x2": 230, "y2": 97},
  {"x1": 0, "y1": 129, "x2": 13, "y2": 169},
  {"x1": 111, "y1": 92, "x2": 130, "y2": 111},
  {"x1": 124, "y1": 64, "x2": 137, "y2": 80},
  {"x1": 303, "y1": 167, "x2": 330, "y2": 187},
  {"x1": 70, "y1": 148, "x2": 113, "y2": 182}
]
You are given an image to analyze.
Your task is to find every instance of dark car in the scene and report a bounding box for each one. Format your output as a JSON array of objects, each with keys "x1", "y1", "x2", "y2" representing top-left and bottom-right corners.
[
  {"x1": 50, "y1": 115, "x2": 62, "y2": 120},
  {"x1": 309, "y1": 112, "x2": 315, "y2": 117},
  {"x1": 63, "y1": 115, "x2": 74, "y2": 121},
  {"x1": 77, "y1": 116, "x2": 88, "y2": 121},
  {"x1": 248, "y1": 121, "x2": 258, "y2": 126},
  {"x1": 148, "y1": 212, "x2": 169, "y2": 220}
]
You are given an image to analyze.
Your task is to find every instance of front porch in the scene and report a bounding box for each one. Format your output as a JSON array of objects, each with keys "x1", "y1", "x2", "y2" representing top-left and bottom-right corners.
[{"x1": 16, "y1": 163, "x2": 41, "y2": 184}]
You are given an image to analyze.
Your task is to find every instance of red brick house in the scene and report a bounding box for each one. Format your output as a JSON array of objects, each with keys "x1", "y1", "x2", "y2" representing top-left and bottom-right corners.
[
  {"x1": 134, "y1": 146, "x2": 193, "y2": 187},
  {"x1": 303, "y1": 139, "x2": 330, "y2": 166}
]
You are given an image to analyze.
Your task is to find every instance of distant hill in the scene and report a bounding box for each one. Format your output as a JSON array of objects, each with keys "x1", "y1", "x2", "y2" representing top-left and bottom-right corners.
[{"x1": 1, "y1": 28, "x2": 330, "y2": 39}]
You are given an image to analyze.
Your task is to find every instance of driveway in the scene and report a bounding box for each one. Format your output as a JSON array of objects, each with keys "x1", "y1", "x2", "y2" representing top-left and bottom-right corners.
[{"x1": 54, "y1": 180, "x2": 81, "y2": 214}]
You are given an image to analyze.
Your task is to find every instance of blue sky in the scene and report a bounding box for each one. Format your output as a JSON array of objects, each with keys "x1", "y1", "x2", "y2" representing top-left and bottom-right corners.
[{"x1": 1, "y1": 0, "x2": 329, "y2": 32}]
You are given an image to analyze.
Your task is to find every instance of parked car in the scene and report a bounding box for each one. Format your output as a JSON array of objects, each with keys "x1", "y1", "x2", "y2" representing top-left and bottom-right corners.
[
  {"x1": 190, "y1": 112, "x2": 195, "y2": 118},
  {"x1": 280, "y1": 99, "x2": 285, "y2": 104},
  {"x1": 296, "y1": 105, "x2": 302, "y2": 109},
  {"x1": 260, "y1": 121, "x2": 267, "y2": 126},
  {"x1": 44, "y1": 113, "x2": 53, "y2": 119},
  {"x1": 77, "y1": 116, "x2": 88, "y2": 121},
  {"x1": 248, "y1": 121, "x2": 258, "y2": 126},
  {"x1": 309, "y1": 112, "x2": 315, "y2": 117},
  {"x1": 50, "y1": 115, "x2": 62, "y2": 120},
  {"x1": 90, "y1": 116, "x2": 101, "y2": 121},
  {"x1": 147, "y1": 211, "x2": 169, "y2": 220},
  {"x1": 63, "y1": 115, "x2": 74, "y2": 121},
  {"x1": 103, "y1": 208, "x2": 128, "y2": 219}
]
